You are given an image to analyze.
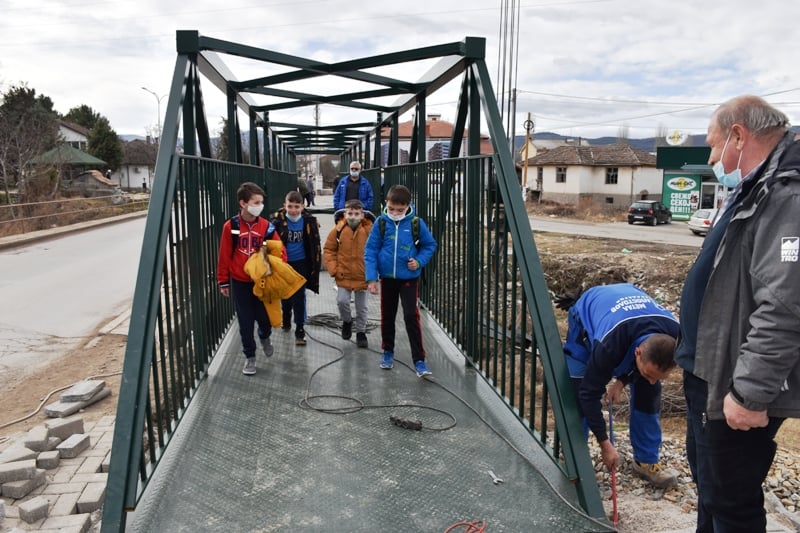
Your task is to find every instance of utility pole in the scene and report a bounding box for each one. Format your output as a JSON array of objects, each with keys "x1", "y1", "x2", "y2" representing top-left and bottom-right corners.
[
  {"x1": 314, "y1": 104, "x2": 320, "y2": 188},
  {"x1": 522, "y1": 113, "x2": 534, "y2": 202}
]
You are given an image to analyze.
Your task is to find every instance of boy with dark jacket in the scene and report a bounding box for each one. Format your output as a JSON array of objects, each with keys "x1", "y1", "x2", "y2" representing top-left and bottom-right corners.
[
  {"x1": 217, "y1": 182, "x2": 284, "y2": 375},
  {"x1": 364, "y1": 185, "x2": 437, "y2": 377},
  {"x1": 270, "y1": 190, "x2": 321, "y2": 345}
]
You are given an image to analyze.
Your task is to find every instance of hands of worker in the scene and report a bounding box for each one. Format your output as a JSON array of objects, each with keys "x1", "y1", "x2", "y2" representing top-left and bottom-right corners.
[
  {"x1": 605, "y1": 379, "x2": 625, "y2": 404},
  {"x1": 599, "y1": 439, "x2": 620, "y2": 470},
  {"x1": 368, "y1": 281, "x2": 379, "y2": 295},
  {"x1": 723, "y1": 392, "x2": 768, "y2": 431},
  {"x1": 220, "y1": 286, "x2": 230, "y2": 297}
]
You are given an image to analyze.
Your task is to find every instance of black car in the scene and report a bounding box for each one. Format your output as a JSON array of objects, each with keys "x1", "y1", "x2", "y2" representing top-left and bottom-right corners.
[{"x1": 627, "y1": 200, "x2": 672, "y2": 226}]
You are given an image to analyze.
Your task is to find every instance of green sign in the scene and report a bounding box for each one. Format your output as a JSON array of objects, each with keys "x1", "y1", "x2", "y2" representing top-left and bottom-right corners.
[{"x1": 663, "y1": 173, "x2": 701, "y2": 221}]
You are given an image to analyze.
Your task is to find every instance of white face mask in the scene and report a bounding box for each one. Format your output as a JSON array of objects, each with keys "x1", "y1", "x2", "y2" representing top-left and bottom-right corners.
[
  {"x1": 386, "y1": 212, "x2": 404, "y2": 222},
  {"x1": 286, "y1": 213, "x2": 302, "y2": 223},
  {"x1": 712, "y1": 131, "x2": 744, "y2": 188},
  {"x1": 246, "y1": 204, "x2": 264, "y2": 217},
  {"x1": 350, "y1": 170, "x2": 360, "y2": 177}
]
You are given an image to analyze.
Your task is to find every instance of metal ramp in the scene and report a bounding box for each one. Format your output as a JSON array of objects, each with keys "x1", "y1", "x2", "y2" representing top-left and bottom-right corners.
[{"x1": 126, "y1": 274, "x2": 612, "y2": 532}]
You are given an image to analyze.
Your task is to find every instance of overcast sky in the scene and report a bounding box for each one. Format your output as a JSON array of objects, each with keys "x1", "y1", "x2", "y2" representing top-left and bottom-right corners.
[{"x1": 2, "y1": 0, "x2": 799, "y2": 142}]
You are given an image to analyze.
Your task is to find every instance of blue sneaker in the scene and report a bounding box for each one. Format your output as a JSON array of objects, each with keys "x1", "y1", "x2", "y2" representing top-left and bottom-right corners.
[
  {"x1": 380, "y1": 351, "x2": 394, "y2": 369},
  {"x1": 414, "y1": 360, "x2": 432, "y2": 377}
]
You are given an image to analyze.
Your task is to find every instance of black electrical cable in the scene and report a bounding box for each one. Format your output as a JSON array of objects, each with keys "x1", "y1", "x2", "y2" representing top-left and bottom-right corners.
[
  {"x1": 298, "y1": 315, "x2": 457, "y2": 431},
  {"x1": 299, "y1": 315, "x2": 614, "y2": 531}
]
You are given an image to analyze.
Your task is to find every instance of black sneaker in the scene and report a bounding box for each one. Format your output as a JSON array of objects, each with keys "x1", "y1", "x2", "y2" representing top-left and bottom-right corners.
[
  {"x1": 341, "y1": 321, "x2": 352, "y2": 340},
  {"x1": 282, "y1": 321, "x2": 291, "y2": 332},
  {"x1": 356, "y1": 332, "x2": 368, "y2": 348},
  {"x1": 295, "y1": 328, "x2": 306, "y2": 346}
]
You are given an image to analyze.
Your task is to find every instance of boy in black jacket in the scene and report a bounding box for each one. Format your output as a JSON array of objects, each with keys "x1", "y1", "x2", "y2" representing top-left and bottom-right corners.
[{"x1": 270, "y1": 191, "x2": 321, "y2": 345}]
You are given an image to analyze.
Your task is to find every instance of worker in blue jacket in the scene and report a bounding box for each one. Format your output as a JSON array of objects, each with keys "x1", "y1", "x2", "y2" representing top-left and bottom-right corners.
[{"x1": 558, "y1": 283, "x2": 679, "y2": 488}]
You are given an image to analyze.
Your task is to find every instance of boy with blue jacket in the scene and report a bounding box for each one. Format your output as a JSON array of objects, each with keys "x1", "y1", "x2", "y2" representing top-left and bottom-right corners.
[{"x1": 365, "y1": 185, "x2": 437, "y2": 377}]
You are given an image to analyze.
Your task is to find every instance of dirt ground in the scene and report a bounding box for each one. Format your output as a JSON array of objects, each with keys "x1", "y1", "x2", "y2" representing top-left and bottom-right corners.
[{"x1": 0, "y1": 331, "x2": 124, "y2": 444}]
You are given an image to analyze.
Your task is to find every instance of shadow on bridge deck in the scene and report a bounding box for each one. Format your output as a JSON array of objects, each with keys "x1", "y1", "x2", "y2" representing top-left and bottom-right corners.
[{"x1": 126, "y1": 273, "x2": 614, "y2": 532}]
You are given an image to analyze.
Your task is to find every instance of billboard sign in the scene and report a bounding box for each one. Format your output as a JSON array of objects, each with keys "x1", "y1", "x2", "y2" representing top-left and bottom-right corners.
[{"x1": 663, "y1": 173, "x2": 701, "y2": 221}]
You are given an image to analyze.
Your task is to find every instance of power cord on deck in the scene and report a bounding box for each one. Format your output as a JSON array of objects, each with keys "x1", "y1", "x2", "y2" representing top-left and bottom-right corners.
[
  {"x1": 300, "y1": 315, "x2": 457, "y2": 431},
  {"x1": 300, "y1": 316, "x2": 615, "y2": 532}
]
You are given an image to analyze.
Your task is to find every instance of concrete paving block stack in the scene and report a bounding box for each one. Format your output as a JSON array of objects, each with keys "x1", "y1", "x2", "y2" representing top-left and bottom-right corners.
[
  {"x1": 44, "y1": 380, "x2": 111, "y2": 418},
  {"x1": 0, "y1": 414, "x2": 115, "y2": 532}
]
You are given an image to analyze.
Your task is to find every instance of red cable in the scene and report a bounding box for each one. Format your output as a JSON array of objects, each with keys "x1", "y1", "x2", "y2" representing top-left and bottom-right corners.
[
  {"x1": 609, "y1": 400, "x2": 619, "y2": 529},
  {"x1": 444, "y1": 519, "x2": 487, "y2": 533}
]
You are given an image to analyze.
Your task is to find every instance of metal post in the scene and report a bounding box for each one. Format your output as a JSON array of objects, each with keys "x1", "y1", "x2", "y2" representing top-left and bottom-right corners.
[{"x1": 141, "y1": 86, "x2": 166, "y2": 145}]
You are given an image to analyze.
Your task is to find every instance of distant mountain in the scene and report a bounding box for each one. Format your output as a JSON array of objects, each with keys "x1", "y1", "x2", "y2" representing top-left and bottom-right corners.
[
  {"x1": 517, "y1": 126, "x2": 800, "y2": 153},
  {"x1": 120, "y1": 134, "x2": 147, "y2": 143}
]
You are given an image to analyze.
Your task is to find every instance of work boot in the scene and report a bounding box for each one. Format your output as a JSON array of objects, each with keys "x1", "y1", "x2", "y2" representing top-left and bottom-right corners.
[
  {"x1": 631, "y1": 461, "x2": 678, "y2": 488},
  {"x1": 341, "y1": 321, "x2": 352, "y2": 340}
]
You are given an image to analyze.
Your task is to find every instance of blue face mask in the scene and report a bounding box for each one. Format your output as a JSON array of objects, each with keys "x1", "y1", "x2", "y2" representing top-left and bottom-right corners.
[
  {"x1": 712, "y1": 132, "x2": 743, "y2": 188},
  {"x1": 286, "y1": 213, "x2": 302, "y2": 223}
]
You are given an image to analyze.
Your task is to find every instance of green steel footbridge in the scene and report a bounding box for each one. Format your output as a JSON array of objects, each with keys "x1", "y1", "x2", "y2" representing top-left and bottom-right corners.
[{"x1": 101, "y1": 31, "x2": 615, "y2": 533}]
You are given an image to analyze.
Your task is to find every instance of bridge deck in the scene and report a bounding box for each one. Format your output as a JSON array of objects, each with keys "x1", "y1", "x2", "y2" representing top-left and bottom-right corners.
[{"x1": 125, "y1": 254, "x2": 612, "y2": 532}]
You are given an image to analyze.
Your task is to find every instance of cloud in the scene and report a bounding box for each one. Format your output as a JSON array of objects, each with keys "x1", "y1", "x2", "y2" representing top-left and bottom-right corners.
[{"x1": 1, "y1": 0, "x2": 799, "y2": 142}]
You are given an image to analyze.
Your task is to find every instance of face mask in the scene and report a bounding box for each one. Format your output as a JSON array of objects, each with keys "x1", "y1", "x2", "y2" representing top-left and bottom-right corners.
[
  {"x1": 386, "y1": 212, "x2": 404, "y2": 222},
  {"x1": 712, "y1": 132, "x2": 743, "y2": 188},
  {"x1": 350, "y1": 170, "x2": 360, "y2": 177},
  {"x1": 246, "y1": 204, "x2": 264, "y2": 217},
  {"x1": 346, "y1": 218, "x2": 361, "y2": 229},
  {"x1": 286, "y1": 213, "x2": 302, "y2": 223}
]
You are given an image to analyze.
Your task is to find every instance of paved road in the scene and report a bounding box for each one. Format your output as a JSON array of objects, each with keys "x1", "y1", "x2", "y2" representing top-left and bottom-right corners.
[
  {"x1": 0, "y1": 217, "x2": 146, "y2": 387},
  {"x1": 529, "y1": 215, "x2": 704, "y2": 248}
]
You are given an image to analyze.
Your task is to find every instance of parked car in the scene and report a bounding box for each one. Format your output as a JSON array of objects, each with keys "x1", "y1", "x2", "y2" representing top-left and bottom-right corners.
[
  {"x1": 687, "y1": 208, "x2": 718, "y2": 236},
  {"x1": 627, "y1": 200, "x2": 672, "y2": 226}
]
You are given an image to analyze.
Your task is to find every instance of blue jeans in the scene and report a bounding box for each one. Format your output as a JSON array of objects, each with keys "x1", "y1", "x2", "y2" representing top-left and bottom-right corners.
[{"x1": 684, "y1": 370, "x2": 785, "y2": 533}]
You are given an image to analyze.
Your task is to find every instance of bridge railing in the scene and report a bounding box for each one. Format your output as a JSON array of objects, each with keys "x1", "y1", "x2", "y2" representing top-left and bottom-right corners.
[
  {"x1": 386, "y1": 156, "x2": 599, "y2": 508},
  {"x1": 101, "y1": 154, "x2": 296, "y2": 532}
]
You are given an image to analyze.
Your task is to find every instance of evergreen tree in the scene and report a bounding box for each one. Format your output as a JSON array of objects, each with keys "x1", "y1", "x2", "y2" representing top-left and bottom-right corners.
[
  {"x1": 0, "y1": 84, "x2": 60, "y2": 203},
  {"x1": 64, "y1": 104, "x2": 102, "y2": 131},
  {"x1": 87, "y1": 117, "x2": 123, "y2": 170}
]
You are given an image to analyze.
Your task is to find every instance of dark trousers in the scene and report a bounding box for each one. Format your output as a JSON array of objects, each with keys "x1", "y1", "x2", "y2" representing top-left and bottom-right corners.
[
  {"x1": 281, "y1": 259, "x2": 308, "y2": 332},
  {"x1": 379, "y1": 278, "x2": 425, "y2": 361},
  {"x1": 684, "y1": 370, "x2": 785, "y2": 533},
  {"x1": 231, "y1": 278, "x2": 272, "y2": 358}
]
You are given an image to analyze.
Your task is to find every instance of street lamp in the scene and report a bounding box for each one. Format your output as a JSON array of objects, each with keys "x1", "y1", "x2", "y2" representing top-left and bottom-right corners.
[{"x1": 141, "y1": 87, "x2": 166, "y2": 145}]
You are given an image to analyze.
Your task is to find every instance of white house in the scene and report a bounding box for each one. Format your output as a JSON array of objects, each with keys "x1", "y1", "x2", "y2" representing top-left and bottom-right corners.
[
  {"x1": 59, "y1": 121, "x2": 89, "y2": 151},
  {"x1": 524, "y1": 144, "x2": 660, "y2": 208},
  {"x1": 119, "y1": 139, "x2": 157, "y2": 191}
]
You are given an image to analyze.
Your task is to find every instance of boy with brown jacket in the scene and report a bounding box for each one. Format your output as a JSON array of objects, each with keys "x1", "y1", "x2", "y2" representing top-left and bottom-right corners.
[{"x1": 323, "y1": 199, "x2": 373, "y2": 348}]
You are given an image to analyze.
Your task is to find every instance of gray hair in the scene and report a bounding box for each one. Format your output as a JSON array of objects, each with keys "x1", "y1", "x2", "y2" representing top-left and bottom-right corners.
[{"x1": 712, "y1": 95, "x2": 790, "y2": 140}]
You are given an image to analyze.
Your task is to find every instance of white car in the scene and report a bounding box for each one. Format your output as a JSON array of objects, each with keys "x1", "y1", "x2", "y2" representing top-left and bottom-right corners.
[{"x1": 687, "y1": 208, "x2": 718, "y2": 236}]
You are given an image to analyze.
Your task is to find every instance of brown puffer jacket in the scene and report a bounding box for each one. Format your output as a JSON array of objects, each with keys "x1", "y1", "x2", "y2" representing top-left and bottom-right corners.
[{"x1": 323, "y1": 218, "x2": 373, "y2": 291}]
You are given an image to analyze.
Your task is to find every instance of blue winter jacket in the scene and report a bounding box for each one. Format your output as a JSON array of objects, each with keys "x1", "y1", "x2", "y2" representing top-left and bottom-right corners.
[
  {"x1": 333, "y1": 174, "x2": 374, "y2": 211},
  {"x1": 566, "y1": 283, "x2": 679, "y2": 442},
  {"x1": 364, "y1": 204, "x2": 437, "y2": 281}
]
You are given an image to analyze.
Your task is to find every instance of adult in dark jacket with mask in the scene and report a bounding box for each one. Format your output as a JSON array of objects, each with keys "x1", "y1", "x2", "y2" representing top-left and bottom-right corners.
[
  {"x1": 675, "y1": 95, "x2": 800, "y2": 533},
  {"x1": 333, "y1": 161, "x2": 374, "y2": 211}
]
